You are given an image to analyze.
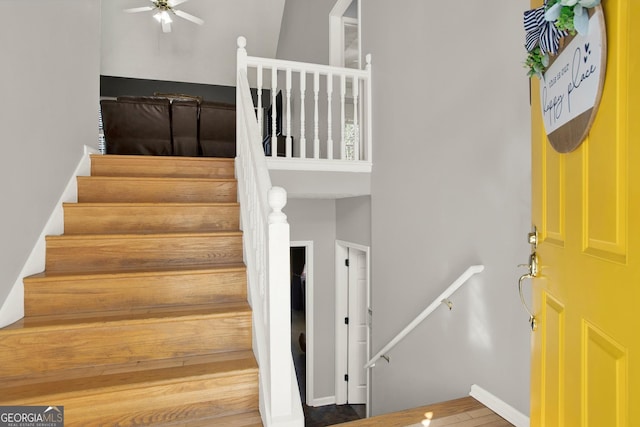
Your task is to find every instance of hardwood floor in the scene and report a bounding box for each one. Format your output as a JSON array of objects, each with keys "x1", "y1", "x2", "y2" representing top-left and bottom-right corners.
[{"x1": 334, "y1": 397, "x2": 513, "y2": 427}]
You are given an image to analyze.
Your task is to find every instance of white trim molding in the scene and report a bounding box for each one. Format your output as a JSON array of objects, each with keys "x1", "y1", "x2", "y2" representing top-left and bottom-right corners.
[
  {"x1": 329, "y1": 0, "x2": 356, "y2": 67},
  {"x1": 470, "y1": 384, "x2": 530, "y2": 427},
  {"x1": 290, "y1": 241, "x2": 314, "y2": 407},
  {"x1": 308, "y1": 396, "x2": 336, "y2": 408},
  {"x1": 0, "y1": 145, "x2": 99, "y2": 328}
]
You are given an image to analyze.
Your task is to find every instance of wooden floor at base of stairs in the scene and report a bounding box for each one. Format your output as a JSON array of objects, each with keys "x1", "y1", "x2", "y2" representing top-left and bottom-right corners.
[
  {"x1": 0, "y1": 351, "x2": 260, "y2": 426},
  {"x1": 335, "y1": 397, "x2": 513, "y2": 427}
]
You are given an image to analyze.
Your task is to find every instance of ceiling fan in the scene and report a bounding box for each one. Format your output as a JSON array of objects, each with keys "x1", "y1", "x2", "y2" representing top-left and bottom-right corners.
[{"x1": 124, "y1": 0, "x2": 204, "y2": 33}]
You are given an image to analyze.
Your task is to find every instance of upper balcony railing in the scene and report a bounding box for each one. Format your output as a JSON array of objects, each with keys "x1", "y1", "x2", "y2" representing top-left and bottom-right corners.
[{"x1": 237, "y1": 37, "x2": 372, "y2": 173}]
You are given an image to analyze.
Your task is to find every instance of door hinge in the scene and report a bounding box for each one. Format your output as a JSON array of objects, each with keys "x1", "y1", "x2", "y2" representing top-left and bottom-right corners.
[
  {"x1": 345, "y1": 258, "x2": 350, "y2": 267},
  {"x1": 344, "y1": 374, "x2": 349, "y2": 382},
  {"x1": 344, "y1": 317, "x2": 349, "y2": 325}
]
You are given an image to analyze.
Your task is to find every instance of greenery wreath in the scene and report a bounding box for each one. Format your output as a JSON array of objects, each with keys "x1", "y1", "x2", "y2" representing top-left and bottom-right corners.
[{"x1": 524, "y1": 0, "x2": 601, "y2": 78}]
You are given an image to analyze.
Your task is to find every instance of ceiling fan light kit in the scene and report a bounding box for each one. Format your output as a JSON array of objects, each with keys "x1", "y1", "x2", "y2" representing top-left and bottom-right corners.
[
  {"x1": 153, "y1": 10, "x2": 172, "y2": 24},
  {"x1": 124, "y1": 0, "x2": 203, "y2": 33}
]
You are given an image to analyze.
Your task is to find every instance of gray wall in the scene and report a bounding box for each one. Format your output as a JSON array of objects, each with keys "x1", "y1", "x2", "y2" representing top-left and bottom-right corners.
[
  {"x1": 336, "y1": 196, "x2": 371, "y2": 246},
  {"x1": 101, "y1": 0, "x2": 286, "y2": 87},
  {"x1": 285, "y1": 199, "x2": 337, "y2": 400},
  {"x1": 276, "y1": 0, "x2": 335, "y2": 64},
  {"x1": 362, "y1": 0, "x2": 532, "y2": 416},
  {"x1": 0, "y1": 0, "x2": 100, "y2": 307},
  {"x1": 277, "y1": 0, "x2": 532, "y2": 415}
]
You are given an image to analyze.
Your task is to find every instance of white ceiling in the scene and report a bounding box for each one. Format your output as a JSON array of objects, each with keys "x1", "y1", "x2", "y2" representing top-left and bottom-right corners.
[{"x1": 101, "y1": 0, "x2": 286, "y2": 87}]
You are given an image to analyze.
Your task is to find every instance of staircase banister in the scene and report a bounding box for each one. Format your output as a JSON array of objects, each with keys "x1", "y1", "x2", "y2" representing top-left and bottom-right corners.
[
  {"x1": 364, "y1": 265, "x2": 485, "y2": 369},
  {"x1": 237, "y1": 68, "x2": 273, "y2": 201},
  {"x1": 236, "y1": 54, "x2": 304, "y2": 425}
]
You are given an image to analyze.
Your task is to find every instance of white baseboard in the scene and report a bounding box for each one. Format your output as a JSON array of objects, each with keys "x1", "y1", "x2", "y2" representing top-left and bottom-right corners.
[
  {"x1": 469, "y1": 384, "x2": 529, "y2": 427},
  {"x1": 0, "y1": 146, "x2": 98, "y2": 328},
  {"x1": 308, "y1": 396, "x2": 336, "y2": 408}
]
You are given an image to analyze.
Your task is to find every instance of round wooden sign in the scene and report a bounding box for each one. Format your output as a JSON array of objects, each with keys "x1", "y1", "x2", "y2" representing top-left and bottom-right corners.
[{"x1": 539, "y1": 6, "x2": 607, "y2": 153}]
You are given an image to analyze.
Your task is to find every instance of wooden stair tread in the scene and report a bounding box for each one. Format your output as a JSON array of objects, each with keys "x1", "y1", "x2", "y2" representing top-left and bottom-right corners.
[
  {"x1": 25, "y1": 263, "x2": 247, "y2": 281},
  {"x1": 3, "y1": 301, "x2": 251, "y2": 330},
  {"x1": 46, "y1": 230, "x2": 242, "y2": 241},
  {"x1": 24, "y1": 263, "x2": 248, "y2": 317},
  {"x1": 77, "y1": 175, "x2": 237, "y2": 204},
  {"x1": 45, "y1": 230, "x2": 244, "y2": 273},
  {"x1": 63, "y1": 201, "x2": 240, "y2": 208},
  {"x1": 63, "y1": 203, "x2": 240, "y2": 233},
  {"x1": 90, "y1": 154, "x2": 236, "y2": 179},
  {"x1": 78, "y1": 176, "x2": 237, "y2": 183},
  {"x1": 156, "y1": 410, "x2": 263, "y2": 427},
  {"x1": 0, "y1": 350, "x2": 257, "y2": 401}
]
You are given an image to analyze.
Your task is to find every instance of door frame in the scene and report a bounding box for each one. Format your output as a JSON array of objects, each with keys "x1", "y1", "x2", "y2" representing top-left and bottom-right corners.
[
  {"x1": 290, "y1": 240, "x2": 315, "y2": 405},
  {"x1": 329, "y1": 0, "x2": 361, "y2": 68},
  {"x1": 334, "y1": 240, "x2": 371, "y2": 409}
]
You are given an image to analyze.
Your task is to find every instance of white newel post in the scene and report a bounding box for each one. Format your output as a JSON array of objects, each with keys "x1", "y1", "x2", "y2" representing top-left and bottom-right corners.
[
  {"x1": 267, "y1": 186, "x2": 292, "y2": 418},
  {"x1": 237, "y1": 36, "x2": 247, "y2": 73}
]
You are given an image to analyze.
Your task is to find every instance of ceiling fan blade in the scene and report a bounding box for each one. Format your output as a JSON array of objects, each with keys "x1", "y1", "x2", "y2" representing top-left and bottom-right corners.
[
  {"x1": 162, "y1": 19, "x2": 172, "y2": 33},
  {"x1": 168, "y1": 0, "x2": 189, "y2": 6},
  {"x1": 174, "y1": 9, "x2": 204, "y2": 25},
  {"x1": 124, "y1": 6, "x2": 154, "y2": 13}
]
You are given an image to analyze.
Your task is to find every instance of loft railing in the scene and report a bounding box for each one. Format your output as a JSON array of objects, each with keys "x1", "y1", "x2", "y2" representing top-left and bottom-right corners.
[
  {"x1": 237, "y1": 37, "x2": 372, "y2": 173},
  {"x1": 236, "y1": 37, "x2": 304, "y2": 427},
  {"x1": 365, "y1": 265, "x2": 485, "y2": 369}
]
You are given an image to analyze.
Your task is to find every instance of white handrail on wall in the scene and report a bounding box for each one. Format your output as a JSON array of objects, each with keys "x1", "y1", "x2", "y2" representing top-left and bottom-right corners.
[
  {"x1": 241, "y1": 39, "x2": 372, "y2": 173},
  {"x1": 236, "y1": 36, "x2": 303, "y2": 427},
  {"x1": 364, "y1": 265, "x2": 485, "y2": 369}
]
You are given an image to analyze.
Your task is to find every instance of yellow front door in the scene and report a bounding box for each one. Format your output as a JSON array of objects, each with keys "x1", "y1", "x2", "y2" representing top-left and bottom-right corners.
[{"x1": 530, "y1": 0, "x2": 640, "y2": 425}]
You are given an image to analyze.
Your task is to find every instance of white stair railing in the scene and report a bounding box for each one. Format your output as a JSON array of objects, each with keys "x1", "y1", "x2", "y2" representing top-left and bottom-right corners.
[
  {"x1": 239, "y1": 38, "x2": 372, "y2": 173},
  {"x1": 236, "y1": 37, "x2": 303, "y2": 427},
  {"x1": 365, "y1": 265, "x2": 485, "y2": 369}
]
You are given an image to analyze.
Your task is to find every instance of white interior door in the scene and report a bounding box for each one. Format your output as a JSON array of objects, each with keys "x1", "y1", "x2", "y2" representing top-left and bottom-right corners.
[{"x1": 347, "y1": 248, "x2": 367, "y2": 404}]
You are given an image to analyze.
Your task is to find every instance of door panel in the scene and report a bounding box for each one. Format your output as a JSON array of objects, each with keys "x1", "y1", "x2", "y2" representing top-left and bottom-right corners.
[
  {"x1": 542, "y1": 141, "x2": 566, "y2": 247},
  {"x1": 347, "y1": 248, "x2": 367, "y2": 404},
  {"x1": 583, "y1": 322, "x2": 627, "y2": 425},
  {"x1": 530, "y1": 0, "x2": 639, "y2": 425},
  {"x1": 541, "y1": 292, "x2": 564, "y2": 427}
]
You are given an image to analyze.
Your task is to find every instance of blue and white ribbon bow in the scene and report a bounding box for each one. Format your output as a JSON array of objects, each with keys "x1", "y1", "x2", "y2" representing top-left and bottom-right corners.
[{"x1": 524, "y1": 2, "x2": 567, "y2": 55}]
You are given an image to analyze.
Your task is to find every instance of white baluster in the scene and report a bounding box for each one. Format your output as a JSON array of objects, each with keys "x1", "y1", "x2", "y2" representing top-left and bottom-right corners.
[
  {"x1": 340, "y1": 74, "x2": 346, "y2": 160},
  {"x1": 314, "y1": 72, "x2": 320, "y2": 159},
  {"x1": 366, "y1": 54, "x2": 373, "y2": 163},
  {"x1": 352, "y1": 75, "x2": 359, "y2": 161},
  {"x1": 286, "y1": 68, "x2": 292, "y2": 158},
  {"x1": 271, "y1": 67, "x2": 278, "y2": 158},
  {"x1": 257, "y1": 65, "x2": 263, "y2": 141},
  {"x1": 327, "y1": 73, "x2": 333, "y2": 160},
  {"x1": 299, "y1": 71, "x2": 306, "y2": 159}
]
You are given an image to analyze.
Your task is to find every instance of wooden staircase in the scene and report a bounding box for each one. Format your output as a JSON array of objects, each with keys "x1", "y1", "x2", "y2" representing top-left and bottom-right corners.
[{"x1": 0, "y1": 155, "x2": 263, "y2": 427}]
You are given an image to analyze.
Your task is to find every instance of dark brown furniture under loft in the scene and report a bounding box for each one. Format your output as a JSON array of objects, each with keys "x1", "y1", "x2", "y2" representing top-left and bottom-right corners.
[
  {"x1": 199, "y1": 101, "x2": 236, "y2": 158},
  {"x1": 100, "y1": 97, "x2": 237, "y2": 158}
]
